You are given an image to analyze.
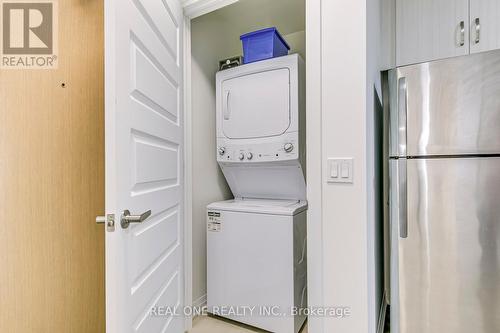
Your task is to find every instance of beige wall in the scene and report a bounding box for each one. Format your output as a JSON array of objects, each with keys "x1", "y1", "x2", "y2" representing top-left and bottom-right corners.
[
  {"x1": 285, "y1": 30, "x2": 306, "y2": 59},
  {"x1": 190, "y1": 7, "x2": 305, "y2": 305},
  {"x1": 0, "y1": 1, "x2": 105, "y2": 332}
]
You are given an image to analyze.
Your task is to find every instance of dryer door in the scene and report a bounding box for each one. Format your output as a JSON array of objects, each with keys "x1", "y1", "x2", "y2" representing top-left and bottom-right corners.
[{"x1": 221, "y1": 68, "x2": 290, "y2": 139}]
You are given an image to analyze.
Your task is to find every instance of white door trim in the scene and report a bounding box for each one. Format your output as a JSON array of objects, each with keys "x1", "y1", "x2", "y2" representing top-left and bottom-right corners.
[
  {"x1": 305, "y1": 0, "x2": 324, "y2": 332},
  {"x1": 181, "y1": 1, "x2": 239, "y2": 330},
  {"x1": 182, "y1": 0, "x2": 239, "y2": 19},
  {"x1": 182, "y1": 16, "x2": 194, "y2": 333}
]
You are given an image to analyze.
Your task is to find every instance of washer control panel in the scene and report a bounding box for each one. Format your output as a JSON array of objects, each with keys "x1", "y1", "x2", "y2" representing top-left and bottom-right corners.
[{"x1": 217, "y1": 137, "x2": 299, "y2": 163}]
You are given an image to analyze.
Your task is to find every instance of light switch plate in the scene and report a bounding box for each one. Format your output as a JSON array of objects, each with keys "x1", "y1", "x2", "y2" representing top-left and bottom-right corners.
[{"x1": 327, "y1": 158, "x2": 353, "y2": 183}]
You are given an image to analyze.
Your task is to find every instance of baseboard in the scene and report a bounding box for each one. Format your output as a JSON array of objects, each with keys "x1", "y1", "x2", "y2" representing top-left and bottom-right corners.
[
  {"x1": 377, "y1": 292, "x2": 388, "y2": 333},
  {"x1": 193, "y1": 293, "x2": 207, "y2": 310}
]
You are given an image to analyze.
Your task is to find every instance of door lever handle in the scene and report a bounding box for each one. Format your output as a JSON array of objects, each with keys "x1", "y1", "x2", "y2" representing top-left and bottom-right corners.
[{"x1": 121, "y1": 210, "x2": 152, "y2": 229}]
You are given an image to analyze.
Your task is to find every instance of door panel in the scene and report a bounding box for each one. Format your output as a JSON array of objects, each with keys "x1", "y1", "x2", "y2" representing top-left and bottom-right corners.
[
  {"x1": 0, "y1": 0, "x2": 105, "y2": 331},
  {"x1": 396, "y1": 0, "x2": 469, "y2": 66},
  {"x1": 105, "y1": 0, "x2": 184, "y2": 332},
  {"x1": 396, "y1": 50, "x2": 500, "y2": 156},
  {"x1": 222, "y1": 69, "x2": 290, "y2": 139},
  {"x1": 470, "y1": 0, "x2": 500, "y2": 54},
  {"x1": 397, "y1": 158, "x2": 500, "y2": 333}
]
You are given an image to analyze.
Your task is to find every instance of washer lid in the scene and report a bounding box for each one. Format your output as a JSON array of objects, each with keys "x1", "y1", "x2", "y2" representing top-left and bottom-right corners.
[
  {"x1": 207, "y1": 198, "x2": 308, "y2": 216},
  {"x1": 219, "y1": 161, "x2": 306, "y2": 201}
]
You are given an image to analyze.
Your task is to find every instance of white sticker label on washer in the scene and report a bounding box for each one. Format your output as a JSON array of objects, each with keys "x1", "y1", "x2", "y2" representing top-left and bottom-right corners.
[{"x1": 207, "y1": 211, "x2": 221, "y2": 232}]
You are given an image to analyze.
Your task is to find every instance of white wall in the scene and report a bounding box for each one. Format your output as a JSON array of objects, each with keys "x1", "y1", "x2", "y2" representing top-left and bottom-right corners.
[
  {"x1": 190, "y1": 5, "x2": 306, "y2": 305},
  {"x1": 190, "y1": 17, "x2": 235, "y2": 306},
  {"x1": 307, "y1": 0, "x2": 392, "y2": 332}
]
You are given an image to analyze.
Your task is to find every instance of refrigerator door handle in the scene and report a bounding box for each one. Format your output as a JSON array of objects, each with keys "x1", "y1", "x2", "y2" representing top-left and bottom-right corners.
[
  {"x1": 397, "y1": 77, "x2": 407, "y2": 157},
  {"x1": 399, "y1": 159, "x2": 408, "y2": 238}
]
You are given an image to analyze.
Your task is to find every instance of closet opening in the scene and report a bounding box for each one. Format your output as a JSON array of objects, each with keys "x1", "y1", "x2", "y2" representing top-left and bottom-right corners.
[{"x1": 187, "y1": 0, "x2": 307, "y2": 332}]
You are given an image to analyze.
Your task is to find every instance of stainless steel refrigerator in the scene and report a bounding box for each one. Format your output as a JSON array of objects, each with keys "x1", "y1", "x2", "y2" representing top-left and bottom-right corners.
[{"x1": 388, "y1": 50, "x2": 500, "y2": 333}]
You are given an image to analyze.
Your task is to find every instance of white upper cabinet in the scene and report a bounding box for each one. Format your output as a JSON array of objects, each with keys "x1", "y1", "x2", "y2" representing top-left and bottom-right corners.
[
  {"x1": 396, "y1": 0, "x2": 469, "y2": 66},
  {"x1": 469, "y1": 0, "x2": 500, "y2": 54}
]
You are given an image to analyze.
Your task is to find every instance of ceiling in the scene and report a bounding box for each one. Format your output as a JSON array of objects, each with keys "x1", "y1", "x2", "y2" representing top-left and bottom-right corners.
[{"x1": 195, "y1": 0, "x2": 305, "y2": 36}]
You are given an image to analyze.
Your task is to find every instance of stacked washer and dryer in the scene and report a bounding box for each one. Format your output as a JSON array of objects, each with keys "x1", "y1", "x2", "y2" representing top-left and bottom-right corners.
[{"x1": 206, "y1": 54, "x2": 307, "y2": 333}]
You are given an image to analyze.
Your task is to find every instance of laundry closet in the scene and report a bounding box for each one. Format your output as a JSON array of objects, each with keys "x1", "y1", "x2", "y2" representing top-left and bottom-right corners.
[{"x1": 188, "y1": 0, "x2": 306, "y2": 332}]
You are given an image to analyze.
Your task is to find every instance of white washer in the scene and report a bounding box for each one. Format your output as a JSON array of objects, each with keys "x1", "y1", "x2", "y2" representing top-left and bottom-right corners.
[{"x1": 207, "y1": 198, "x2": 307, "y2": 333}]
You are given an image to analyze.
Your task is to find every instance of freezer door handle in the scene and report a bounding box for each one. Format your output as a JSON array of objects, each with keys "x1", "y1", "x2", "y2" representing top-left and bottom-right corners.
[
  {"x1": 397, "y1": 77, "x2": 407, "y2": 157},
  {"x1": 398, "y1": 159, "x2": 408, "y2": 238}
]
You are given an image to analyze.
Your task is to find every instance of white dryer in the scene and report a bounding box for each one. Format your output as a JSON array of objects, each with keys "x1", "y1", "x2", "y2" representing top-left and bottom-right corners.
[{"x1": 215, "y1": 54, "x2": 306, "y2": 200}]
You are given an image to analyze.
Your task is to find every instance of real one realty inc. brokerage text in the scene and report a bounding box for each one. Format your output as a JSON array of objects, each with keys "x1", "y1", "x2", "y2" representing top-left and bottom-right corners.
[{"x1": 150, "y1": 306, "x2": 352, "y2": 318}]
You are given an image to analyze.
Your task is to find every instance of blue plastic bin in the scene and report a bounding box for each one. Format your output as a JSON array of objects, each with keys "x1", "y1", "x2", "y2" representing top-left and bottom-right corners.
[{"x1": 240, "y1": 27, "x2": 290, "y2": 64}]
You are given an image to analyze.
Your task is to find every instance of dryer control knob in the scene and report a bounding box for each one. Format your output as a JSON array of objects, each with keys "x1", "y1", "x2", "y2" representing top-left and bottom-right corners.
[
  {"x1": 284, "y1": 143, "x2": 294, "y2": 153},
  {"x1": 238, "y1": 153, "x2": 245, "y2": 160},
  {"x1": 218, "y1": 147, "x2": 226, "y2": 156},
  {"x1": 246, "y1": 152, "x2": 253, "y2": 160}
]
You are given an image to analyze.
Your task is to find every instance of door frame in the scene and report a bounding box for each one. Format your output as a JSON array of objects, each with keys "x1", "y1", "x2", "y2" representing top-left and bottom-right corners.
[
  {"x1": 182, "y1": 0, "x2": 323, "y2": 331},
  {"x1": 182, "y1": 1, "x2": 243, "y2": 331}
]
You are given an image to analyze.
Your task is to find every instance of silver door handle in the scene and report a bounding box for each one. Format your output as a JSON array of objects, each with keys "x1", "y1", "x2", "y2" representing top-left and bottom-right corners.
[
  {"x1": 458, "y1": 21, "x2": 465, "y2": 46},
  {"x1": 121, "y1": 210, "x2": 151, "y2": 229},
  {"x1": 399, "y1": 159, "x2": 408, "y2": 238},
  {"x1": 474, "y1": 18, "x2": 480, "y2": 44},
  {"x1": 397, "y1": 77, "x2": 407, "y2": 157}
]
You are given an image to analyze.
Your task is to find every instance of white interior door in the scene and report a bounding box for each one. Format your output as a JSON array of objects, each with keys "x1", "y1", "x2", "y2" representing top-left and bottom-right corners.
[{"x1": 105, "y1": 0, "x2": 184, "y2": 332}]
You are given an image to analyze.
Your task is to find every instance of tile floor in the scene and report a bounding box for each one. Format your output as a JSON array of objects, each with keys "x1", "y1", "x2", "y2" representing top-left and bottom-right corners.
[{"x1": 190, "y1": 316, "x2": 308, "y2": 333}]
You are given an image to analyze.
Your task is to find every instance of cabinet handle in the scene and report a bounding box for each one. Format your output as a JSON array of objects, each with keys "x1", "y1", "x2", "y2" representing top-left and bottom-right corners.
[
  {"x1": 474, "y1": 18, "x2": 481, "y2": 44},
  {"x1": 458, "y1": 21, "x2": 465, "y2": 46}
]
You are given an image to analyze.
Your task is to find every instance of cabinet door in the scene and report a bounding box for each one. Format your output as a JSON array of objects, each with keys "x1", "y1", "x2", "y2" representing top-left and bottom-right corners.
[
  {"x1": 396, "y1": 0, "x2": 469, "y2": 66},
  {"x1": 470, "y1": 0, "x2": 500, "y2": 54}
]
